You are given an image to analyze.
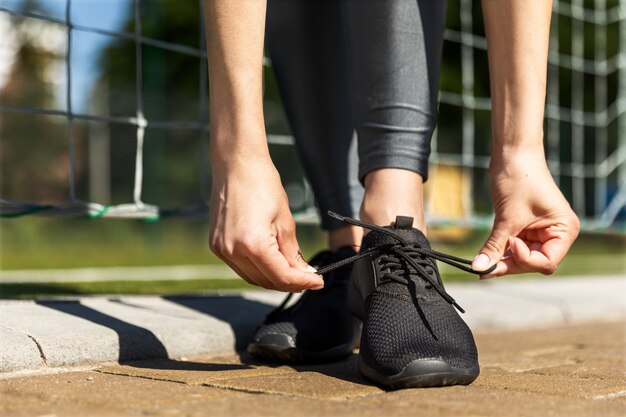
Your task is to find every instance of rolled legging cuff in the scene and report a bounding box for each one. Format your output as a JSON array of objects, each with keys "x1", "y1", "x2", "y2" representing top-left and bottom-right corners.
[{"x1": 358, "y1": 150, "x2": 430, "y2": 184}]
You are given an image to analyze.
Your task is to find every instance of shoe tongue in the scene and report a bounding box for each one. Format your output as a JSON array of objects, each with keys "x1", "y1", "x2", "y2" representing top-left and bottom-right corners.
[{"x1": 361, "y1": 216, "x2": 431, "y2": 250}]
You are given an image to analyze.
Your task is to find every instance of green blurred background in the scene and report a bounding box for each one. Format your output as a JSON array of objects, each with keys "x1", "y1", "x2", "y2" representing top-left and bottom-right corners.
[{"x1": 0, "y1": 0, "x2": 624, "y2": 298}]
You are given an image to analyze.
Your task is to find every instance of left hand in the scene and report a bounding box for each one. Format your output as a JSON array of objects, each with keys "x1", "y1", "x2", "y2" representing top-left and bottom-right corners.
[{"x1": 472, "y1": 151, "x2": 580, "y2": 278}]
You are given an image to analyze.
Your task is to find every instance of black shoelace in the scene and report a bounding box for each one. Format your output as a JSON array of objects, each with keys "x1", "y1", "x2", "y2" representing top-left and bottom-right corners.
[
  {"x1": 268, "y1": 251, "x2": 337, "y2": 319},
  {"x1": 315, "y1": 212, "x2": 497, "y2": 314}
]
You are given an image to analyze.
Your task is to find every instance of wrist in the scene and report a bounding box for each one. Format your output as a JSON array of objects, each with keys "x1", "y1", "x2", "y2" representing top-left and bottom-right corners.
[
  {"x1": 490, "y1": 94, "x2": 546, "y2": 154},
  {"x1": 491, "y1": 129, "x2": 546, "y2": 172},
  {"x1": 210, "y1": 135, "x2": 273, "y2": 174},
  {"x1": 489, "y1": 147, "x2": 549, "y2": 181},
  {"x1": 209, "y1": 110, "x2": 270, "y2": 167},
  {"x1": 210, "y1": 144, "x2": 273, "y2": 173},
  {"x1": 491, "y1": 140, "x2": 545, "y2": 163}
]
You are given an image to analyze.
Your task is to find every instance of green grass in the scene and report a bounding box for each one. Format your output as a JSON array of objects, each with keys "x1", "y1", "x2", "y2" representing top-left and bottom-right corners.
[
  {"x1": 1, "y1": 217, "x2": 624, "y2": 298},
  {"x1": 0, "y1": 279, "x2": 256, "y2": 299},
  {"x1": 0, "y1": 217, "x2": 325, "y2": 270},
  {"x1": 0, "y1": 218, "x2": 223, "y2": 270}
]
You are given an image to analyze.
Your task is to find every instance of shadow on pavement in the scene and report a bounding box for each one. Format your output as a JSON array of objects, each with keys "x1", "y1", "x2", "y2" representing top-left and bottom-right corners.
[
  {"x1": 121, "y1": 359, "x2": 252, "y2": 372},
  {"x1": 36, "y1": 300, "x2": 169, "y2": 361},
  {"x1": 35, "y1": 298, "x2": 378, "y2": 385},
  {"x1": 164, "y1": 295, "x2": 274, "y2": 350},
  {"x1": 239, "y1": 350, "x2": 377, "y2": 389},
  {"x1": 35, "y1": 296, "x2": 274, "y2": 371}
]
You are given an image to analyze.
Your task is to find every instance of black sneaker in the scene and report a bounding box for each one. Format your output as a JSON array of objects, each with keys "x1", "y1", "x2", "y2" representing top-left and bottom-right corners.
[
  {"x1": 247, "y1": 246, "x2": 361, "y2": 363},
  {"x1": 318, "y1": 212, "x2": 495, "y2": 389}
]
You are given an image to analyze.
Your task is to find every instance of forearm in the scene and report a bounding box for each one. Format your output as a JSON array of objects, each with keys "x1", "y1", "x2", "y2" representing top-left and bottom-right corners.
[
  {"x1": 204, "y1": 0, "x2": 269, "y2": 166},
  {"x1": 482, "y1": 0, "x2": 552, "y2": 161}
]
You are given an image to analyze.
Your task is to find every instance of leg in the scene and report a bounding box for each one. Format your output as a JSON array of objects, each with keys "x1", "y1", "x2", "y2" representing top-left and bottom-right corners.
[
  {"x1": 343, "y1": 0, "x2": 446, "y2": 231},
  {"x1": 336, "y1": 0, "x2": 480, "y2": 391},
  {"x1": 248, "y1": 0, "x2": 362, "y2": 364},
  {"x1": 265, "y1": 0, "x2": 362, "y2": 250}
]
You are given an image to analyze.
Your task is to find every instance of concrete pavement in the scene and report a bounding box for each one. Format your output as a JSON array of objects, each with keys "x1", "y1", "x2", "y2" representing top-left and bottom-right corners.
[
  {"x1": 1, "y1": 275, "x2": 625, "y2": 373},
  {"x1": 1, "y1": 321, "x2": 624, "y2": 417}
]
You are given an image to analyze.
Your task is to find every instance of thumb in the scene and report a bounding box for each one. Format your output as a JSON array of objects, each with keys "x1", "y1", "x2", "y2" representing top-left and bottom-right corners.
[
  {"x1": 276, "y1": 224, "x2": 318, "y2": 274},
  {"x1": 472, "y1": 220, "x2": 514, "y2": 272}
]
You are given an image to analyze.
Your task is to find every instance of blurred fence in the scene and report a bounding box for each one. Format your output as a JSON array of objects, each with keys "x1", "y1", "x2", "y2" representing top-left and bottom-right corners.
[{"x1": 0, "y1": 0, "x2": 624, "y2": 231}]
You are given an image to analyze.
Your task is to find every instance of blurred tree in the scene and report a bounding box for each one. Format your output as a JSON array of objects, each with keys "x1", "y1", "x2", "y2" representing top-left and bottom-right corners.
[{"x1": 0, "y1": 0, "x2": 74, "y2": 203}]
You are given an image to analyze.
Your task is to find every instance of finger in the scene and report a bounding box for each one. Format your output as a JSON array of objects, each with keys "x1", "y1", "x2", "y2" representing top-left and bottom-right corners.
[
  {"x1": 481, "y1": 235, "x2": 567, "y2": 279},
  {"x1": 210, "y1": 237, "x2": 284, "y2": 290},
  {"x1": 210, "y1": 243, "x2": 278, "y2": 289},
  {"x1": 480, "y1": 237, "x2": 530, "y2": 279},
  {"x1": 522, "y1": 230, "x2": 575, "y2": 275},
  {"x1": 214, "y1": 252, "x2": 265, "y2": 288},
  {"x1": 479, "y1": 257, "x2": 520, "y2": 279},
  {"x1": 276, "y1": 221, "x2": 317, "y2": 273},
  {"x1": 234, "y1": 256, "x2": 281, "y2": 290},
  {"x1": 249, "y1": 244, "x2": 324, "y2": 292},
  {"x1": 472, "y1": 219, "x2": 515, "y2": 273}
]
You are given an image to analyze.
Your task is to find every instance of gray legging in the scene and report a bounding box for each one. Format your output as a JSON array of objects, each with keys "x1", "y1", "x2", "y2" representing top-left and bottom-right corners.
[{"x1": 266, "y1": 0, "x2": 446, "y2": 229}]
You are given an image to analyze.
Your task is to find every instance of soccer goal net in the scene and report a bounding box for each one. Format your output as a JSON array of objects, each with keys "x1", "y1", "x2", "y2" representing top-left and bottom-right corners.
[{"x1": 0, "y1": 0, "x2": 624, "y2": 231}]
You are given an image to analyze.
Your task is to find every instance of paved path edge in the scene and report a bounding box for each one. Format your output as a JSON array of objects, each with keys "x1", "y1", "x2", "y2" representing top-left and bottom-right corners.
[{"x1": 1, "y1": 276, "x2": 624, "y2": 374}]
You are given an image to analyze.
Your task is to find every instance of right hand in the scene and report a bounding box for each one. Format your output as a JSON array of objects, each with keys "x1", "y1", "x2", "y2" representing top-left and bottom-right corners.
[{"x1": 209, "y1": 155, "x2": 324, "y2": 292}]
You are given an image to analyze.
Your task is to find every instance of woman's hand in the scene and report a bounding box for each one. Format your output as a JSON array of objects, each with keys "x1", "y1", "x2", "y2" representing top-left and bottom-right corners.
[
  {"x1": 204, "y1": 1, "x2": 321, "y2": 291},
  {"x1": 472, "y1": 152, "x2": 580, "y2": 278},
  {"x1": 209, "y1": 154, "x2": 324, "y2": 291},
  {"x1": 475, "y1": 1, "x2": 579, "y2": 277}
]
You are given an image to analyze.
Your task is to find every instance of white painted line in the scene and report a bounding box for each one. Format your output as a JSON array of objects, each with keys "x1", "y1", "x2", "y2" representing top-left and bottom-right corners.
[{"x1": 0, "y1": 264, "x2": 239, "y2": 283}]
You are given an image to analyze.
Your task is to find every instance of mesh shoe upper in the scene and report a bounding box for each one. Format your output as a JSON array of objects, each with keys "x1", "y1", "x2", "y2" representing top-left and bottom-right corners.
[
  {"x1": 354, "y1": 219, "x2": 478, "y2": 375},
  {"x1": 362, "y1": 286, "x2": 478, "y2": 374}
]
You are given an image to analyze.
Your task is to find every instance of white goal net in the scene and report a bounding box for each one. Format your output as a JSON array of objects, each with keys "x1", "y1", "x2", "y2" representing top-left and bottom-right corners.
[{"x1": 0, "y1": 0, "x2": 624, "y2": 231}]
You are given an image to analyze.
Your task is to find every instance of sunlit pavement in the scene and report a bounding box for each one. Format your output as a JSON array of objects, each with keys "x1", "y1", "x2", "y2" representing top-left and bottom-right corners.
[
  {"x1": 0, "y1": 276, "x2": 625, "y2": 416},
  {"x1": 1, "y1": 320, "x2": 625, "y2": 417},
  {"x1": 1, "y1": 276, "x2": 624, "y2": 373}
]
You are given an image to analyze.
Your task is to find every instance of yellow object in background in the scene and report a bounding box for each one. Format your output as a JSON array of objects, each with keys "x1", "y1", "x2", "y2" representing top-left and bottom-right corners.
[{"x1": 425, "y1": 164, "x2": 472, "y2": 242}]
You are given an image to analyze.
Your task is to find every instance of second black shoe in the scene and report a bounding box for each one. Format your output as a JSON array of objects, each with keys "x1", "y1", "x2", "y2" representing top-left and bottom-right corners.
[
  {"x1": 247, "y1": 246, "x2": 361, "y2": 363},
  {"x1": 317, "y1": 212, "x2": 496, "y2": 389}
]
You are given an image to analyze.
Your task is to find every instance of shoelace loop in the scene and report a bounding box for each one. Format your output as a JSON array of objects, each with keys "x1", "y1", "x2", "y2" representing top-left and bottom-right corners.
[
  {"x1": 378, "y1": 245, "x2": 436, "y2": 286},
  {"x1": 316, "y1": 212, "x2": 497, "y2": 314}
]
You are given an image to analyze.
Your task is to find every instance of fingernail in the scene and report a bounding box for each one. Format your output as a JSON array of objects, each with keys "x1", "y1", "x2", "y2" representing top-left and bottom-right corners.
[
  {"x1": 306, "y1": 264, "x2": 318, "y2": 273},
  {"x1": 472, "y1": 253, "x2": 490, "y2": 271},
  {"x1": 310, "y1": 284, "x2": 324, "y2": 290}
]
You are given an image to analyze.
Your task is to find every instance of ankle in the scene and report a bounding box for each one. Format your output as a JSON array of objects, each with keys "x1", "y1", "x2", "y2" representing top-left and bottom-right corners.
[
  {"x1": 359, "y1": 203, "x2": 426, "y2": 234},
  {"x1": 360, "y1": 168, "x2": 427, "y2": 233},
  {"x1": 328, "y1": 225, "x2": 363, "y2": 252}
]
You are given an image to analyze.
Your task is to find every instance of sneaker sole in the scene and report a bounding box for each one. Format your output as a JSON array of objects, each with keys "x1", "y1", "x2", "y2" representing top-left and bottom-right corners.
[
  {"x1": 247, "y1": 334, "x2": 357, "y2": 364},
  {"x1": 358, "y1": 356, "x2": 479, "y2": 389}
]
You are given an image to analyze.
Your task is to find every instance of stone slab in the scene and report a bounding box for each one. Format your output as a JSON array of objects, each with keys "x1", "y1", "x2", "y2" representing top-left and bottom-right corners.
[
  {"x1": 0, "y1": 326, "x2": 42, "y2": 372},
  {"x1": 0, "y1": 296, "x2": 273, "y2": 371},
  {"x1": 0, "y1": 370, "x2": 242, "y2": 417},
  {"x1": 1, "y1": 276, "x2": 624, "y2": 373}
]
